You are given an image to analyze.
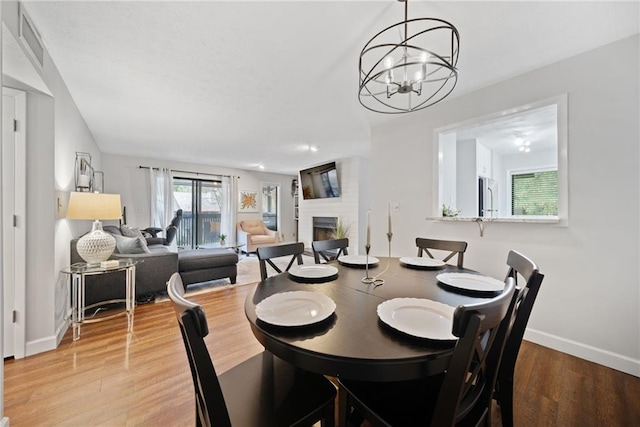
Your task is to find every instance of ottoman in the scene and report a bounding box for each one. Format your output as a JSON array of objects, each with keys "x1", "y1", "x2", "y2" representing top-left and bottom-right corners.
[{"x1": 178, "y1": 248, "x2": 238, "y2": 286}]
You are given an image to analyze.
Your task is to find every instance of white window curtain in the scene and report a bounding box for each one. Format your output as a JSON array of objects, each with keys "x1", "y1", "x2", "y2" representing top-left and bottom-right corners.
[
  {"x1": 220, "y1": 176, "x2": 237, "y2": 241},
  {"x1": 149, "y1": 168, "x2": 174, "y2": 230}
]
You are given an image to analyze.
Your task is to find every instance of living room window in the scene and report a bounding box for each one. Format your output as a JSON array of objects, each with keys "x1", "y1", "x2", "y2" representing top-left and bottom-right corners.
[{"x1": 173, "y1": 177, "x2": 223, "y2": 249}]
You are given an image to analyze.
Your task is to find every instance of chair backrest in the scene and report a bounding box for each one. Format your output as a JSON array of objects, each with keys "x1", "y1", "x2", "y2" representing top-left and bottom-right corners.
[
  {"x1": 239, "y1": 219, "x2": 268, "y2": 235},
  {"x1": 311, "y1": 238, "x2": 349, "y2": 264},
  {"x1": 165, "y1": 209, "x2": 183, "y2": 245},
  {"x1": 167, "y1": 273, "x2": 232, "y2": 427},
  {"x1": 416, "y1": 237, "x2": 468, "y2": 268},
  {"x1": 498, "y1": 250, "x2": 545, "y2": 390},
  {"x1": 256, "y1": 242, "x2": 304, "y2": 281},
  {"x1": 431, "y1": 277, "x2": 517, "y2": 426}
]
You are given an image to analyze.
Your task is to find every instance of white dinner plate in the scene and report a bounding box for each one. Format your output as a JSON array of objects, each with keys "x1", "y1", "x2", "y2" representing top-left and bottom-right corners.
[
  {"x1": 288, "y1": 264, "x2": 339, "y2": 282},
  {"x1": 377, "y1": 298, "x2": 456, "y2": 340},
  {"x1": 436, "y1": 272, "x2": 504, "y2": 295},
  {"x1": 255, "y1": 291, "x2": 336, "y2": 327},
  {"x1": 399, "y1": 256, "x2": 446, "y2": 269},
  {"x1": 338, "y1": 255, "x2": 379, "y2": 267}
]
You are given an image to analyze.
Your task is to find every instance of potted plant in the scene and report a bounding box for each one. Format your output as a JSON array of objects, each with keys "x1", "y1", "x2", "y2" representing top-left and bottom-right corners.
[
  {"x1": 330, "y1": 218, "x2": 351, "y2": 240},
  {"x1": 219, "y1": 234, "x2": 227, "y2": 246}
]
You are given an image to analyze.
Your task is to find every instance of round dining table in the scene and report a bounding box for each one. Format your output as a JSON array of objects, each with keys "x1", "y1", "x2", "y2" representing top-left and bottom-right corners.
[{"x1": 244, "y1": 257, "x2": 493, "y2": 382}]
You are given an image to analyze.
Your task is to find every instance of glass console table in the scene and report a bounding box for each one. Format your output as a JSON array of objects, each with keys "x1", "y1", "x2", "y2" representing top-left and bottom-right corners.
[{"x1": 61, "y1": 259, "x2": 140, "y2": 341}]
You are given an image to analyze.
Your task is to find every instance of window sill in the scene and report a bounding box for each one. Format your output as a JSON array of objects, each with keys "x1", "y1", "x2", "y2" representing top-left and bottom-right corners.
[{"x1": 426, "y1": 216, "x2": 566, "y2": 226}]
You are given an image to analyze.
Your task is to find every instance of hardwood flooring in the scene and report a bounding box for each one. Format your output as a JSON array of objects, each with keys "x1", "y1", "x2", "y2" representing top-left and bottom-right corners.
[{"x1": 4, "y1": 283, "x2": 640, "y2": 426}]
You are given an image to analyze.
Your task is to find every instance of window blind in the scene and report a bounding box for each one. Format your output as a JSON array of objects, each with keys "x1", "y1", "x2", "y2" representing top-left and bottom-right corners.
[{"x1": 512, "y1": 170, "x2": 558, "y2": 215}]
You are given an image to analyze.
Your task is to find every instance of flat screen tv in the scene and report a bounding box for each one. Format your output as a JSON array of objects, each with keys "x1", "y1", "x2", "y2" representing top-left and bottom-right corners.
[{"x1": 299, "y1": 162, "x2": 341, "y2": 200}]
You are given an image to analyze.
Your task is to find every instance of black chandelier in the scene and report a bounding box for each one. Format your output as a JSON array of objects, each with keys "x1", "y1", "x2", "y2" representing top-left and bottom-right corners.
[{"x1": 358, "y1": 0, "x2": 460, "y2": 114}]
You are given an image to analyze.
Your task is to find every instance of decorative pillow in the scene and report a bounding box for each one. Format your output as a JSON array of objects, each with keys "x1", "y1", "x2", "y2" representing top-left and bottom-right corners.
[
  {"x1": 242, "y1": 222, "x2": 266, "y2": 235},
  {"x1": 121, "y1": 225, "x2": 146, "y2": 240},
  {"x1": 113, "y1": 234, "x2": 151, "y2": 254}
]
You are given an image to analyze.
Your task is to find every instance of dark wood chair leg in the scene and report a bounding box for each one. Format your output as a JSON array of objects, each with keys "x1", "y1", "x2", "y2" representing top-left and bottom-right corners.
[
  {"x1": 322, "y1": 399, "x2": 335, "y2": 427},
  {"x1": 338, "y1": 385, "x2": 349, "y2": 427},
  {"x1": 499, "y1": 379, "x2": 515, "y2": 427}
]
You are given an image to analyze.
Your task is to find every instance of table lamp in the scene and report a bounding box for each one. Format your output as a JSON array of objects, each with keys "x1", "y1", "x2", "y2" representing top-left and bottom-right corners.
[{"x1": 67, "y1": 192, "x2": 122, "y2": 265}]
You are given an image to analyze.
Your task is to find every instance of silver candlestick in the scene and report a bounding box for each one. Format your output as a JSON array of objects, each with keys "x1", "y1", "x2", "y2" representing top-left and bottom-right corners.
[{"x1": 362, "y1": 243, "x2": 384, "y2": 286}]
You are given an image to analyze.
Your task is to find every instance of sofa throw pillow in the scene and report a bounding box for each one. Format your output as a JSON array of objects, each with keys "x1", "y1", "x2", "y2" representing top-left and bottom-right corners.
[
  {"x1": 121, "y1": 225, "x2": 146, "y2": 240},
  {"x1": 113, "y1": 234, "x2": 151, "y2": 254}
]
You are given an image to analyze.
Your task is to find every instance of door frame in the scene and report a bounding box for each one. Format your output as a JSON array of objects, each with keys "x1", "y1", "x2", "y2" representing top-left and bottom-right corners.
[{"x1": 2, "y1": 87, "x2": 27, "y2": 359}]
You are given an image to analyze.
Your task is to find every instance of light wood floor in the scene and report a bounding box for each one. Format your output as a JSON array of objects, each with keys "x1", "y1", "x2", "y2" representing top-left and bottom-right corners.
[{"x1": 5, "y1": 283, "x2": 640, "y2": 426}]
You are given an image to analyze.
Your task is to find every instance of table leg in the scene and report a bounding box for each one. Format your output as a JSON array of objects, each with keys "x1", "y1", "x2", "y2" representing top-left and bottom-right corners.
[
  {"x1": 126, "y1": 266, "x2": 136, "y2": 332},
  {"x1": 72, "y1": 274, "x2": 83, "y2": 341}
]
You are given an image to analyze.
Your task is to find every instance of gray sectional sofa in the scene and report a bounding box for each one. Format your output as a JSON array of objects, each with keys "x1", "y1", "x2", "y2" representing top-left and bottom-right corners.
[{"x1": 70, "y1": 225, "x2": 238, "y2": 305}]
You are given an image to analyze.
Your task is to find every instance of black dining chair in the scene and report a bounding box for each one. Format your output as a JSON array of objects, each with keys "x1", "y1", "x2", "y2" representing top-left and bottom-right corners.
[
  {"x1": 257, "y1": 242, "x2": 304, "y2": 281},
  {"x1": 312, "y1": 238, "x2": 349, "y2": 264},
  {"x1": 338, "y1": 277, "x2": 517, "y2": 427},
  {"x1": 167, "y1": 273, "x2": 336, "y2": 427},
  {"x1": 495, "y1": 250, "x2": 545, "y2": 427},
  {"x1": 416, "y1": 237, "x2": 468, "y2": 268}
]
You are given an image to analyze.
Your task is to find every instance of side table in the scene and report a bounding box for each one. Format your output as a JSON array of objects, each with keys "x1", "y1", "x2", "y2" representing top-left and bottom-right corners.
[{"x1": 61, "y1": 259, "x2": 139, "y2": 341}]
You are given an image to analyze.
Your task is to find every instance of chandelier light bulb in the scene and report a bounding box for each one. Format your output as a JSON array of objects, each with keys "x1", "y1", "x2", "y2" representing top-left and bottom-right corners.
[
  {"x1": 519, "y1": 146, "x2": 525, "y2": 152},
  {"x1": 515, "y1": 137, "x2": 524, "y2": 146},
  {"x1": 524, "y1": 140, "x2": 531, "y2": 146},
  {"x1": 524, "y1": 147, "x2": 531, "y2": 153},
  {"x1": 384, "y1": 56, "x2": 395, "y2": 69}
]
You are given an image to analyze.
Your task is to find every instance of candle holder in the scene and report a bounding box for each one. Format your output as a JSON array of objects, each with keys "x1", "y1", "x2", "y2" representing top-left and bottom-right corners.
[
  {"x1": 361, "y1": 244, "x2": 384, "y2": 286},
  {"x1": 367, "y1": 231, "x2": 392, "y2": 285}
]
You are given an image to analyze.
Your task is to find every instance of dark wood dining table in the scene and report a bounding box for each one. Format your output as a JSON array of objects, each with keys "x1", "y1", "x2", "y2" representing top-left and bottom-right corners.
[{"x1": 244, "y1": 257, "x2": 492, "y2": 382}]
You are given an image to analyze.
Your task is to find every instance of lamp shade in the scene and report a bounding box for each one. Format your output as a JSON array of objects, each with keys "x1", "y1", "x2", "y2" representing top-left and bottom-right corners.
[
  {"x1": 67, "y1": 192, "x2": 122, "y2": 220},
  {"x1": 67, "y1": 192, "x2": 122, "y2": 264}
]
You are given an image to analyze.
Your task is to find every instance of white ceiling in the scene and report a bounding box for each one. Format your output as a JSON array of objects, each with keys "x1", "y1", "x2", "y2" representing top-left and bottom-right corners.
[{"x1": 20, "y1": 1, "x2": 639, "y2": 175}]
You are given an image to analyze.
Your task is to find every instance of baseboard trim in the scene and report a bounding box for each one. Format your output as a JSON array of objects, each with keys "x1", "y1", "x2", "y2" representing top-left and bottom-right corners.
[
  {"x1": 25, "y1": 335, "x2": 57, "y2": 357},
  {"x1": 525, "y1": 328, "x2": 640, "y2": 377},
  {"x1": 55, "y1": 319, "x2": 69, "y2": 346}
]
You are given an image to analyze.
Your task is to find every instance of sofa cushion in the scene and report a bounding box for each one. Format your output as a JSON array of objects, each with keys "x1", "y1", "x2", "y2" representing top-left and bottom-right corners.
[
  {"x1": 113, "y1": 234, "x2": 151, "y2": 254},
  {"x1": 121, "y1": 225, "x2": 146, "y2": 240},
  {"x1": 241, "y1": 221, "x2": 266, "y2": 235},
  {"x1": 178, "y1": 248, "x2": 238, "y2": 271},
  {"x1": 250, "y1": 234, "x2": 276, "y2": 244},
  {"x1": 104, "y1": 225, "x2": 124, "y2": 236}
]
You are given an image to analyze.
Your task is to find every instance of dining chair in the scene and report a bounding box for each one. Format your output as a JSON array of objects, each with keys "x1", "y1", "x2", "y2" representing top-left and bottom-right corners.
[
  {"x1": 257, "y1": 242, "x2": 304, "y2": 280},
  {"x1": 167, "y1": 273, "x2": 336, "y2": 427},
  {"x1": 495, "y1": 250, "x2": 545, "y2": 427},
  {"x1": 415, "y1": 237, "x2": 468, "y2": 268},
  {"x1": 338, "y1": 277, "x2": 517, "y2": 427},
  {"x1": 311, "y1": 238, "x2": 349, "y2": 264}
]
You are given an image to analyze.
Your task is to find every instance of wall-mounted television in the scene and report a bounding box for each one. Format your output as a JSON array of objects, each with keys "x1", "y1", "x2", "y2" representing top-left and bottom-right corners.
[{"x1": 299, "y1": 162, "x2": 341, "y2": 200}]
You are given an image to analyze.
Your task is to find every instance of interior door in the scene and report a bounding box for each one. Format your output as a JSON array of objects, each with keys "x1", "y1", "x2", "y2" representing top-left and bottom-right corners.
[
  {"x1": 2, "y1": 88, "x2": 26, "y2": 359},
  {"x1": 2, "y1": 94, "x2": 16, "y2": 357}
]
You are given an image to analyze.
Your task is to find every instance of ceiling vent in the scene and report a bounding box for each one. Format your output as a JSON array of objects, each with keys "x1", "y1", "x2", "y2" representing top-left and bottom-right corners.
[{"x1": 19, "y1": 5, "x2": 44, "y2": 70}]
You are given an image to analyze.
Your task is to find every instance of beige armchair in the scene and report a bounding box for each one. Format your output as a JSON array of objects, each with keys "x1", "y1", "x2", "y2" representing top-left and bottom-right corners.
[{"x1": 237, "y1": 220, "x2": 279, "y2": 253}]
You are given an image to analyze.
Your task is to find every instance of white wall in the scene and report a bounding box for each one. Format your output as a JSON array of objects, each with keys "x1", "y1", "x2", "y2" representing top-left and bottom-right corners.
[
  {"x1": 370, "y1": 35, "x2": 640, "y2": 376},
  {"x1": 101, "y1": 153, "x2": 297, "y2": 242},
  {"x1": 298, "y1": 157, "x2": 369, "y2": 254},
  {"x1": 2, "y1": 0, "x2": 102, "y2": 355}
]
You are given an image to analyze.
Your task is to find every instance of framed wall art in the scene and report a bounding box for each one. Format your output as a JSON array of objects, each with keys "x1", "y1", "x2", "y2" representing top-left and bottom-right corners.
[{"x1": 238, "y1": 190, "x2": 259, "y2": 212}]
